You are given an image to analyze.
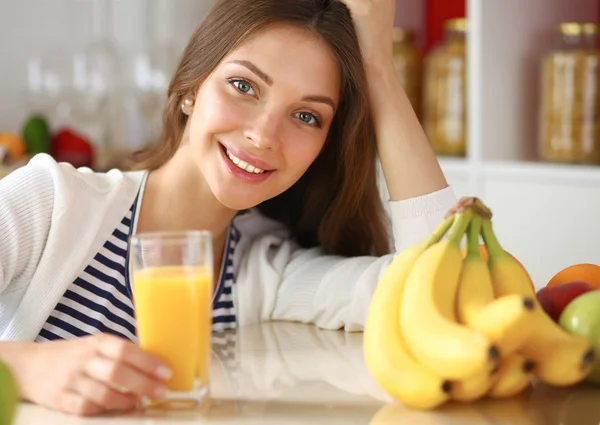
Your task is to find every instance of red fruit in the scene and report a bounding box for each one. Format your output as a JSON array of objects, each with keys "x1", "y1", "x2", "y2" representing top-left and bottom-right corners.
[
  {"x1": 51, "y1": 128, "x2": 94, "y2": 169},
  {"x1": 536, "y1": 281, "x2": 598, "y2": 322}
]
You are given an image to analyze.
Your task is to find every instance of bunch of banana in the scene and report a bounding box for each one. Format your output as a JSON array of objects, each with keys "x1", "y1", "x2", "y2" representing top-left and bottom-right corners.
[{"x1": 363, "y1": 197, "x2": 595, "y2": 411}]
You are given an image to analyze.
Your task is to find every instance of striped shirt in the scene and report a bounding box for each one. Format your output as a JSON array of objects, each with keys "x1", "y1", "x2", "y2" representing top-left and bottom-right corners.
[{"x1": 35, "y1": 193, "x2": 239, "y2": 343}]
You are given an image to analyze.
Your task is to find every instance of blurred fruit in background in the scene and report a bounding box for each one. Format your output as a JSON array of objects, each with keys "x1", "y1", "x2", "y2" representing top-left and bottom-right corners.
[
  {"x1": 0, "y1": 133, "x2": 27, "y2": 163},
  {"x1": 51, "y1": 128, "x2": 94, "y2": 169},
  {"x1": 559, "y1": 290, "x2": 600, "y2": 386},
  {"x1": 1, "y1": 114, "x2": 94, "y2": 172},
  {"x1": 536, "y1": 281, "x2": 598, "y2": 322},
  {"x1": 21, "y1": 115, "x2": 51, "y2": 155},
  {"x1": 547, "y1": 264, "x2": 600, "y2": 289}
]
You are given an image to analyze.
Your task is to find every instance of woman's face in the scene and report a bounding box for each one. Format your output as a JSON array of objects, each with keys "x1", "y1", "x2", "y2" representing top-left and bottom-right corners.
[{"x1": 186, "y1": 24, "x2": 341, "y2": 210}]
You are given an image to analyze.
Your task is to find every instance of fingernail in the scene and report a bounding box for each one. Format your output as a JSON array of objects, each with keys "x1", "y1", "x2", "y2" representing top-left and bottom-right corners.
[
  {"x1": 156, "y1": 366, "x2": 172, "y2": 380},
  {"x1": 154, "y1": 385, "x2": 168, "y2": 398}
]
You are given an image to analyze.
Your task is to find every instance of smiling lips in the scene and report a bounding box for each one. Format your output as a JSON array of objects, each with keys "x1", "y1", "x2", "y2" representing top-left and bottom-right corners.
[
  {"x1": 219, "y1": 142, "x2": 274, "y2": 183},
  {"x1": 225, "y1": 150, "x2": 265, "y2": 174}
]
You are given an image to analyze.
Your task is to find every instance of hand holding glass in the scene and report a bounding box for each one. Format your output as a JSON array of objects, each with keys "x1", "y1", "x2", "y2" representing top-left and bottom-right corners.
[{"x1": 130, "y1": 231, "x2": 213, "y2": 409}]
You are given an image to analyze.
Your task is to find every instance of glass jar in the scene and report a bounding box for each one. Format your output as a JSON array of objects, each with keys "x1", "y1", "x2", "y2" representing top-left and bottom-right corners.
[
  {"x1": 392, "y1": 27, "x2": 423, "y2": 119},
  {"x1": 538, "y1": 22, "x2": 600, "y2": 164},
  {"x1": 422, "y1": 18, "x2": 468, "y2": 157}
]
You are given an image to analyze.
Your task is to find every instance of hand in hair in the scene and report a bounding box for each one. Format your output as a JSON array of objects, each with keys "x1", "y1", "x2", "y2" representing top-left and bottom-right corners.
[
  {"x1": 339, "y1": 0, "x2": 449, "y2": 200},
  {"x1": 337, "y1": 0, "x2": 396, "y2": 64}
]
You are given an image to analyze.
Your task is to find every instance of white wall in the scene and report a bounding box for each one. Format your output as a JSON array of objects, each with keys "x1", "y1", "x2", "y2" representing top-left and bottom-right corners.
[
  {"x1": 0, "y1": 0, "x2": 424, "y2": 135},
  {"x1": 0, "y1": 0, "x2": 214, "y2": 134}
]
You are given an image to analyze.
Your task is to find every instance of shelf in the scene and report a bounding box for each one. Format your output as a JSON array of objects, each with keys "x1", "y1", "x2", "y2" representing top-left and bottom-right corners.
[
  {"x1": 437, "y1": 156, "x2": 471, "y2": 173},
  {"x1": 469, "y1": 0, "x2": 600, "y2": 163},
  {"x1": 481, "y1": 160, "x2": 600, "y2": 185}
]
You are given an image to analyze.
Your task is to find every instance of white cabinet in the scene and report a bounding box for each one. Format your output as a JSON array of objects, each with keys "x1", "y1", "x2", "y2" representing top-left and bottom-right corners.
[{"x1": 481, "y1": 167, "x2": 600, "y2": 289}]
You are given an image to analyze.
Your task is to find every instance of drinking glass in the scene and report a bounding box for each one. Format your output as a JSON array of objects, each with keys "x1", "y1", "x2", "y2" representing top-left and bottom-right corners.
[{"x1": 130, "y1": 231, "x2": 213, "y2": 409}]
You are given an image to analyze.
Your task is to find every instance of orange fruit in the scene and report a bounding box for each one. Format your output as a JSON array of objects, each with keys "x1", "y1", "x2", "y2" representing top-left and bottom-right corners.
[
  {"x1": 546, "y1": 263, "x2": 600, "y2": 289},
  {"x1": 0, "y1": 132, "x2": 26, "y2": 161}
]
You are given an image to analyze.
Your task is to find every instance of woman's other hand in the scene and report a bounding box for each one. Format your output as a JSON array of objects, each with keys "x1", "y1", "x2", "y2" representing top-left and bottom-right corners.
[{"x1": 338, "y1": 0, "x2": 396, "y2": 64}]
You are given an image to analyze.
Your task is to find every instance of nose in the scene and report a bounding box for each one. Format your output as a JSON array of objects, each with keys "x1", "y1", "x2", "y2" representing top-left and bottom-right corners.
[{"x1": 244, "y1": 111, "x2": 282, "y2": 150}]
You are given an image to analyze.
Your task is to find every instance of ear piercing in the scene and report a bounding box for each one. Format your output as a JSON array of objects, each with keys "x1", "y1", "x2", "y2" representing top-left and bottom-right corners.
[{"x1": 181, "y1": 97, "x2": 194, "y2": 115}]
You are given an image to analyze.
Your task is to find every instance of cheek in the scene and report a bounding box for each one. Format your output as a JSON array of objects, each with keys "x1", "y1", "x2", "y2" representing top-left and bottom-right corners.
[
  {"x1": 282, "y1": 130, "x2": 326, "y2": 173},
  {"x1": 190, "y1": 86, "x2": 244, "y2": 139}
]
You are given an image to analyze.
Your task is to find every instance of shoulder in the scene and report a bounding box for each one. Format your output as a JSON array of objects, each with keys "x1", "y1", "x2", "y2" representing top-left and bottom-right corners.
[
  {"x1": 3, "y1": 154, "x2": 146, "y2": 212},
  {"x1": 1, "y1": 154, "x2": 146, "y2": 228},
  {"x1": 21, "y1": 153, "x2": 146, "y2": 195}
]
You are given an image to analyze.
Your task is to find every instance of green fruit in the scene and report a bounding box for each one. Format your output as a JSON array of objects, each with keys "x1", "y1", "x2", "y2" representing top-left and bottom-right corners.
[
  {"x1": 559, "y1": 290, "x2": 600, "y2": 385},
  {"x1": 0, "y1": 361, "x2": 19, "y2": 425},
  {"x1": 22, "y1": 115, "x2": 51, "y2": 155}
]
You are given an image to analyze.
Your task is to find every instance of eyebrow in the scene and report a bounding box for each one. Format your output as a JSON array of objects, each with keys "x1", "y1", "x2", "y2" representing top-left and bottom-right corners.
[
  {"x1": 301, "y1": 95, "x2": 336, "y2": 112},
  {"x1": 228, "y1": 60, "x2": 273, "y2": 85},
  {"x1": 227, "y1": 59, "x2": 337, "y2": 112}
]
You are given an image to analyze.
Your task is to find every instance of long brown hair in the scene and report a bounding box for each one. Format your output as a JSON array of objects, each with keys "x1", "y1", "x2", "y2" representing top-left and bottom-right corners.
[{"x1": 132, "y1": 0, "x2": 391, "y2": 257}]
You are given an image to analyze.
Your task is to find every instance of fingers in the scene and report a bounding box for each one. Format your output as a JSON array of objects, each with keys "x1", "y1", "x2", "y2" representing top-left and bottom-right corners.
[
  {"x1": 95, "y1": 334, "x2": 172, "y2": 380},
  {"x1": 85, "y1": 355, "x2": 167, "y2": 399},
  {"x1": 70, "y1": 374, "x2": 138, "y2": 413},
  {"x1": 55, "y1": 334, "x2": 170, "y2": 417},
  {"x1": 57, "y1": 392, "x2": 104, "y2": 417}
]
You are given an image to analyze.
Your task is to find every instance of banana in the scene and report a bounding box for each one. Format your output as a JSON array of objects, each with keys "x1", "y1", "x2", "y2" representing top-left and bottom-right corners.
[
  {"x1": 456, "y1": 215, "x2": 536, "y2": 355},
  {"x1": 464, "y1": 295, "x2": 536, "y2": 354},
  {"x1": 487, "y1": 354, "x2": 534, "y2": 398},
  {"x1": 481, "y1": 217, "x2": 595, "y2": 386},
  {"x1": 451, "y1": 367, "x2": 496, "y2": 402},
  {"x1": 400, "y1": 208, "x2": 499, "y2": 381},
  {"x1": 363, "y1": 216, "x2": 455, "y2": 410}
]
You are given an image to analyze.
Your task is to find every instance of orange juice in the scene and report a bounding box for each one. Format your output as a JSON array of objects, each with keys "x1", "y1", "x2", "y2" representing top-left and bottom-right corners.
[{"x1": 133, "y1": 266, "x2": 212, "y2": 391}]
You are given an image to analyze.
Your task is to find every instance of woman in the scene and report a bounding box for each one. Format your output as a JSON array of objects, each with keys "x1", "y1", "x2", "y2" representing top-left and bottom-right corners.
[{"x1": 0, "y1": 0, "x2": 455, "y2": 416}]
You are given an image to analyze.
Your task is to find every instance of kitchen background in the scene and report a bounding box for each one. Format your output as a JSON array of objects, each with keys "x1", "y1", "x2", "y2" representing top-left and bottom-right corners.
[{"x1": 0, "y1": 0, "x2": 599, "y2": 289}]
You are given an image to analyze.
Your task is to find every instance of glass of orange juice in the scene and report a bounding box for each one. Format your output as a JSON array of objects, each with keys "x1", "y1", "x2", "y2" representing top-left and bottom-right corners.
[{"x1": 130, "y1": 230, "x2": 213, "y2": 410}]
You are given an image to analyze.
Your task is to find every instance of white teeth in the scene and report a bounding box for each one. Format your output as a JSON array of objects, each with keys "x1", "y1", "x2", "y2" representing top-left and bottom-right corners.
[{"x1": 226, "y1": 150, "x2": 265, "y2": 174}]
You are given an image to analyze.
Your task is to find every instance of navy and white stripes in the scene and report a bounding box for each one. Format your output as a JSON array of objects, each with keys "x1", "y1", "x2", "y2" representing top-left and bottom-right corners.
[
  {"x1": 212, "y1": 222, "x2": 238, "y2": 332},
  {"x1": 35, "y1": 200, "x2": 239, "y2": 342}
]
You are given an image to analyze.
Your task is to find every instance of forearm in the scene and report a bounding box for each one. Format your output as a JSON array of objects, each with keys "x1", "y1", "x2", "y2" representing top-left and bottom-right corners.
[
  {"x1": 364, "y1": 58, "x2": 448, "y2": 201},
  {"x1": 0, "y1": 341, "x2": 38, "y2": 401}
]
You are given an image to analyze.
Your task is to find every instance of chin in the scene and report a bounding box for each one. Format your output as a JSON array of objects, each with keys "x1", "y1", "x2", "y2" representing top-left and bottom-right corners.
[{"x1": 211, "y1": 183, "x2": 268, "y2": 212}]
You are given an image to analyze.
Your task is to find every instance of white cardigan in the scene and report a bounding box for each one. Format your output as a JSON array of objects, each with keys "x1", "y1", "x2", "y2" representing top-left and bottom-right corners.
[{"x1": 0, "y1": 154, "x2": 457, "y2": 341}]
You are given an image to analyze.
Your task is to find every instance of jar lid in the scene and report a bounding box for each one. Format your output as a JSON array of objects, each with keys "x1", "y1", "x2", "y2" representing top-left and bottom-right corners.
[
  {"x1": 392, "y1": 27, "x2": 414, "y2": 43},
  {"x1": 557, "y1": 22, "x2": 584, "y2": 35},
  {"x1": 445, "y1": 18, "x2": 468, "y2": 33},
  {"x1": 582, "y1": 22, "x2": 600, "y2": 35}
]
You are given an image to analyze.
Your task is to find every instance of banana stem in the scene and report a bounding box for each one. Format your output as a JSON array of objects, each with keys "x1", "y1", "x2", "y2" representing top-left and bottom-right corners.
[
  {"x1": 481, "y1": 218, "x2": 506, "y2": 262},
  {"x1": 467, "y1": 215, "x2": 482, "y2": 257},
  {"x1": 424, "y1": 215, "x2": 455, "y2": 248},
  {"x1": 447, "y1": 208, "x2": 473, "y2": 246}
]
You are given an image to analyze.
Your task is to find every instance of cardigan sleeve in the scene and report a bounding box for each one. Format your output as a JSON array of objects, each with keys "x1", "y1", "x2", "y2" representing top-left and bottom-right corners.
[
  {"x1": 234, "y1": 185, "x2": 457, "y2": 331},
  {"x1": 0, "y1": 163, "x2": 55, "y2": 294}
]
